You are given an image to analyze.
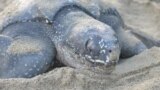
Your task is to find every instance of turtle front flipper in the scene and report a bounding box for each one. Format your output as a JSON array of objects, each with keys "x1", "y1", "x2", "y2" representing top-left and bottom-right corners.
[
  {"x1": 0, "y1": 22, "x2": 56, "y2": 78},
  {"x1": 99, "y1": 7, "x2": 148, "y2": 58},
  {"x1": 0, "y1": 35, "x2": 12, "y2": 77}
]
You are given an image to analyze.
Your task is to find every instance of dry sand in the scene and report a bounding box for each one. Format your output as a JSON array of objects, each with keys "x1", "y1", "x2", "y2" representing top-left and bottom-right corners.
[
  {"x1": 0, "y1": 0, "x2": 160, "y2": 90},
  {"x1": 0, "y1": 0, "x2": 12, "y2": 12}
]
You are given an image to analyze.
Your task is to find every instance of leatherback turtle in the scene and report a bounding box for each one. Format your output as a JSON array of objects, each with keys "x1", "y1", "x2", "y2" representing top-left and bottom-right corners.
[{"x1": 0, "y1": 0, "x2": 147, "y2": 78}]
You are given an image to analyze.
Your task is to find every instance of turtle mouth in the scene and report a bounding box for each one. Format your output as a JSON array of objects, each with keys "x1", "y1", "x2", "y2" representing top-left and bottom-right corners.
[{"x1": 85, "y1": 55, "x2": 117, "y2": 66}]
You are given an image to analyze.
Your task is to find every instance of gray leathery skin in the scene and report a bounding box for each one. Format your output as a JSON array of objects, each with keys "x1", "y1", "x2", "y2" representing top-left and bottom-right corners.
[
  {"x1": 0, "y1": 22, "x2": 56, "y2": 78},
  {"x1": 53, "y1": 6, "x2": 120, "y2": 72}
]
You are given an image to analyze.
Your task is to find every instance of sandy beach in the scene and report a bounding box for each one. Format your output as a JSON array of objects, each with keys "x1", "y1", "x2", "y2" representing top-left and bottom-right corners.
[{"x1": 0, "y1": 0, "x2": 160, "y2": 90}]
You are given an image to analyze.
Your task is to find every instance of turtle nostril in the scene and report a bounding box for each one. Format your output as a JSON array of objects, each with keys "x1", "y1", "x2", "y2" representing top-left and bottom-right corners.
[{"x1": 109, "y1": 49, "x2": 112, "y2": 53}]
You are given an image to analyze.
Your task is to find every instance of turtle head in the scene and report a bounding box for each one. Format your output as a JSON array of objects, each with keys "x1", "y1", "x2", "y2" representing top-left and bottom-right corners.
[
  {"x1": 84, "y1": 34, "x2": 120, "y2": 66},
  {"x1": 64, "y1": 22, "x2": 120, "y2": 67}
]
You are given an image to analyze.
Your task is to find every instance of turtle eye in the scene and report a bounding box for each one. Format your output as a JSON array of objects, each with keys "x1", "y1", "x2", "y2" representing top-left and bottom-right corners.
[
  {"x1": 85, "y1": 38, "x2": 99, "y2": 54},
  {"x1": 85, "y1": 39, "x2": 91, "y2": 52}
]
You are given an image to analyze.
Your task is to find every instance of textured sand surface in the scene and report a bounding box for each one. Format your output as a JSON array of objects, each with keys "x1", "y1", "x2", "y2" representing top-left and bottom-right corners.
[
  {"x1": 0, "y1": 0, "x2": 12, "y2": 12},
  {"x1": 0, "y1": 0, "x2": 160, "y2": 90}
]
